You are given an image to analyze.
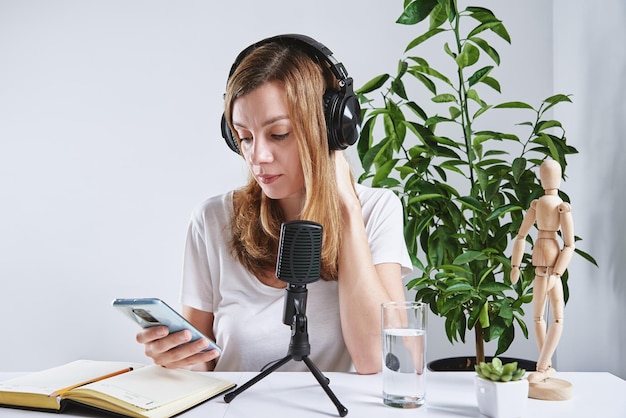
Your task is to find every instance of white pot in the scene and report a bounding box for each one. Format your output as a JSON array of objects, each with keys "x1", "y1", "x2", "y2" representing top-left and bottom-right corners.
[{"x1": 474, "y1": 376, "x2": 529, "y2": 418}]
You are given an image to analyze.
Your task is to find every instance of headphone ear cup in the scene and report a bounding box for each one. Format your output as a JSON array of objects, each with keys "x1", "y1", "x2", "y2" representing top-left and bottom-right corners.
[
  {"x1": 323, "y1": 83, "x2": 362, "y2": 150},
  {"x1": 221, "y1": 113, "x2": 241, "y2": 154}
]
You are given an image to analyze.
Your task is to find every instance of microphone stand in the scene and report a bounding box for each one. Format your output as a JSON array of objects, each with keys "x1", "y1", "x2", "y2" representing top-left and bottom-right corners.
[{"x1": 224, "y1": 283, "x2": 348, "y2": 417}]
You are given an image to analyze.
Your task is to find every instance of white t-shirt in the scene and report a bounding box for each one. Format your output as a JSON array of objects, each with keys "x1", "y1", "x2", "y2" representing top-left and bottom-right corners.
[{"x1": 180, "y1": 183, "x2": 413, "y2": 372}]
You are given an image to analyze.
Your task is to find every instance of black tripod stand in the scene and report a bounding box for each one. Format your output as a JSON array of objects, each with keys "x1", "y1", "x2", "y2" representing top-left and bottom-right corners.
[{"x1": 223, "y1": 283, "x2": 348, "y2": 417}]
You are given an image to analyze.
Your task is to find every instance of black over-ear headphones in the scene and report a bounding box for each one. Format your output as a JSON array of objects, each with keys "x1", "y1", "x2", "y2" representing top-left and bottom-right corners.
[{"x1": 220, "y1": 34, "x2": 362, "y2": 154}]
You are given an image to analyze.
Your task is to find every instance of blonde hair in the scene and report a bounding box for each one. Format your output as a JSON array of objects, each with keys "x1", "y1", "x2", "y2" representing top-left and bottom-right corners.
[{"x1": 224, "y1": 41, "x2": 343, "y2": 281}]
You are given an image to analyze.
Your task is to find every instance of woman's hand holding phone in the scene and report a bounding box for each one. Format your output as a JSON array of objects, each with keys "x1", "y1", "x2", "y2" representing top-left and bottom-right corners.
[
  {"x1": 135, "y1": 325, "x2": 219, "y2": 370},
  {"x1": 112, "y1": 298, "x2": 221, "y2": 371}
]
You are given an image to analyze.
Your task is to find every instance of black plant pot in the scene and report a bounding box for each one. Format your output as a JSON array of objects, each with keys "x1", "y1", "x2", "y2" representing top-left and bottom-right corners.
[{"x1": 427, "y1": 356, "x2": 537, "y2": 372}]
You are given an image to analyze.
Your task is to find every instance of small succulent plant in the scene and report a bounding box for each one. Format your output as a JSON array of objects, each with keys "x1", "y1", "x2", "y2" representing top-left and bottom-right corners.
[{"x1": 475, "y1": 357, "x2": 526, "y2": 382}]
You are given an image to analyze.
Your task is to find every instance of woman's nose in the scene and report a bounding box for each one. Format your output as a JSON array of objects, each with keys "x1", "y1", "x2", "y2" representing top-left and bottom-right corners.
[{"x1": 248, "y1": 136, "x2": 274, "y2": 164}]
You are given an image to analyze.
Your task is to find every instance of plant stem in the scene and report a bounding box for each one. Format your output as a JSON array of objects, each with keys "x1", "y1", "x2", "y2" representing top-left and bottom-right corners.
[
  {"x1": 453, "y1": 5, "x2": 475, "y2": 189},
  {"x1": 475, "y1": 325, "x2": 485, "y2": 364}
]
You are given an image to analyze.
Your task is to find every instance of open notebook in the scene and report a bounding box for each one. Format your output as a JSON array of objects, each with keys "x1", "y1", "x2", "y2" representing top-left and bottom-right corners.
[{"x1": 0, "y1": 359, "x2": 235, "y2": 418}]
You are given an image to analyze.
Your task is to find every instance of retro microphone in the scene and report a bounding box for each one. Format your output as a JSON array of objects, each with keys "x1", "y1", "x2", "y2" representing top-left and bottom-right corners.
[
  {"x1": 224, "y1": 220, "x2": 348, "y2": 417},
  {"x1": 276, "y1": 220, "x2": 322, "y2": 327}
]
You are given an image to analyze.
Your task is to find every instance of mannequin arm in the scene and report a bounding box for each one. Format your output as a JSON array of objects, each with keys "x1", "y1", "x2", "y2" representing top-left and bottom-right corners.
[
  {"x1": 553, "y1": 203, "x2": 575, "y2": 275},
  {"x1": 510, "y1": 202, "x2": 537, "y2": 284}
]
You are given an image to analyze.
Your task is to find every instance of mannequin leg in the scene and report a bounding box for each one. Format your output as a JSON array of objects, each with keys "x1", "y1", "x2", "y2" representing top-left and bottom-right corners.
[
  {"x1": 529, "y1": 275, "x2": 564, "y2": 383},
  {"x1": 532, "y1": 270, "x2": 549, "y2": 353}
]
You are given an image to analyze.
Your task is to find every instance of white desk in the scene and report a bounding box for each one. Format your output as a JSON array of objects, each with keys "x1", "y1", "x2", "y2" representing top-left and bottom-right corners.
[{"x1": 2, "y1": 371, "x2": 625, "y2": 417}]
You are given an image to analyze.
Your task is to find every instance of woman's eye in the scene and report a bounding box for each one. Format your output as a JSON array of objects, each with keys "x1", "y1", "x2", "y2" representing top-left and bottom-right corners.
[{"x1": 272, "y1": 133, "x2": 289, "y2": 140}]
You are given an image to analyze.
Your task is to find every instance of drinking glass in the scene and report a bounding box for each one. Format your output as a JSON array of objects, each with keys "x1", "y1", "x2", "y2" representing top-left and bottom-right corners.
[{"x1": 381, "y1": 301, "x2": 427, "y2": 408}]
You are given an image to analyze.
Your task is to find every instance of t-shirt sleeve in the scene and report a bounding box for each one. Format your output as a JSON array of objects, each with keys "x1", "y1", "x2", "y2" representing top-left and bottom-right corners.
[
  {"x1": 180, "y1": 207, "x2": 215, "y2": 312},
  {"x1": 360, "y1": 186, "x2": 413, "y2": 276}
]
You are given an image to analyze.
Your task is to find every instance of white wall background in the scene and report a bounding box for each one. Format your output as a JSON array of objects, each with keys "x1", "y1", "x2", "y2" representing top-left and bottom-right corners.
[
  {"x1": 553, "y1": 0, "x2": 626, "y2": 379},
  {"x1": 0, "y1": 0, "x2": 623, "y2": 379}
]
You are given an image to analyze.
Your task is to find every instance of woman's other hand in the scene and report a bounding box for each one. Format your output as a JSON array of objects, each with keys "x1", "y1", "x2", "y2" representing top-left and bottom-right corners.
[{"x1": 334, "y1": 151, "x2": 360, "y2": 211}]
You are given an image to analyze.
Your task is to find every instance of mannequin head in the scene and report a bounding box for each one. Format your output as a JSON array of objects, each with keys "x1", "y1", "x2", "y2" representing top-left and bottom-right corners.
[{"x1": 539, "y1": 159, "x2": 562, "y2": 191}]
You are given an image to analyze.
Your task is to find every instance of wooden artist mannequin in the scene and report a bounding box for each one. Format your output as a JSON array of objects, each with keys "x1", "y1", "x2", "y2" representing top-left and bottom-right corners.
[{"x1": 510, "y1": 159, "x2": 575, "y2": 390}]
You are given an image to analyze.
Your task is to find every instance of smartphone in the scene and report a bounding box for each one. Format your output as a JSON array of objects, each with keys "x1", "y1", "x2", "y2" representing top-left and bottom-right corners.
[{"x1": 112, "y1": 297, "x2": 221, "y2": 354}]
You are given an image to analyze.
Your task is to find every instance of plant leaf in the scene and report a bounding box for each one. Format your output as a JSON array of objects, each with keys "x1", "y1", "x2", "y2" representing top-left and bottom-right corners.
[
  {"x1": 495, "y1": 325, "x2": 515, "y2": 356},
  {"x1": 372, "y1": 159, "x2": 398, "y2": 187},
  {"x1": 433, "y1": 93, "x2": 457, "y2": 103},
  {"x1": 357, "y1": 116, "x2": 375, "y2": 166},
  {"x1": 456, "y1": 42, "x2": 480, "y2": 68},
  {"x1": 478, "y1": 301, "x2": 490, "y2": 328},
  {"x1": 407, "y1": 193, "x2": 444, "y2": 205},
  {"x1": 360, "y1": 136, "x2": 387, "y2": 173},
  {"x1": 405, "y1": 28, "x2": 446, "y2": 52},
  {"x1": 480, "y1": 282, "x2": 512, "y2": 294},
  {"x1": 470, "y1": 36, "x2": 501, "y2": 65},
  {"x1": 481, "y1": 76, "x2": 501, "y2": 93},
  {"x1": 397, "y1": 0, "x2": 439, "y2": 25},
  {"x1": 458, "y1": 196, "x2": 487, "y2": 213},
  {"x1": 486, "y1": 204, "x2": 523, "y2": 221},
  {"x1": 453, "y1": 250, "x2": 487, "y2": 264},
  {"x1": 574, "y1": 248, "x2": 599, "y2": 267},
  {"x1": 541, "y1": 93, "x2": 572, "y2": 113},
  {"x1": 512, "y1": 157, "x2": 527, "y2": 183},
  {"x1": 443, "y1": 282, "x2": 474, "y2": 294},
  {"x1": 468, "y1": 66, "x2": 493, "y2": 87},
  {"x1": 356, "y1": 73, "x2": 390, "y2": 95},
  {"x1": 494, "y1": 101, "x2": 534, "y2": 110}
]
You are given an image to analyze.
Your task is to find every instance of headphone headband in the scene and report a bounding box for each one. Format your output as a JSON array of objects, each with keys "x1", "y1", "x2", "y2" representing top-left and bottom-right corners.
[{"x1": 228, "y1": 34, "x2": 350, "y2": 83}]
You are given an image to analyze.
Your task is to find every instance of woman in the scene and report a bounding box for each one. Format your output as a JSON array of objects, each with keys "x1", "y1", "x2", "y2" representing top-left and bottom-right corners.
[{"x1": 137, "y1": 35, "x2": 412, "y2": 374}]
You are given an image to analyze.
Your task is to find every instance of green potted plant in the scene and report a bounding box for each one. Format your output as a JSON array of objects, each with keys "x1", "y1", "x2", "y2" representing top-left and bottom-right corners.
[
  {"x1": 355, "y1": 1, "x2": 597, "y2": 367},
  {"x1": 475, "y1": 357, "x2": 528, "y2": 418}
]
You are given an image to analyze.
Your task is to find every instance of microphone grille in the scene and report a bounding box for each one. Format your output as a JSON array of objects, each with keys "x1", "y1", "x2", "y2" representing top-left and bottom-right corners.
[{"x1": 276, "y1": 220, "x2": 323, "y2": 284}]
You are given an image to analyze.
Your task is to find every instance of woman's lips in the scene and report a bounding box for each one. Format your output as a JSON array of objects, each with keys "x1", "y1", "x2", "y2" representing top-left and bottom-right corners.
[{"x1": 257, "y1": 174, "x2": 280, "y2": 184}]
